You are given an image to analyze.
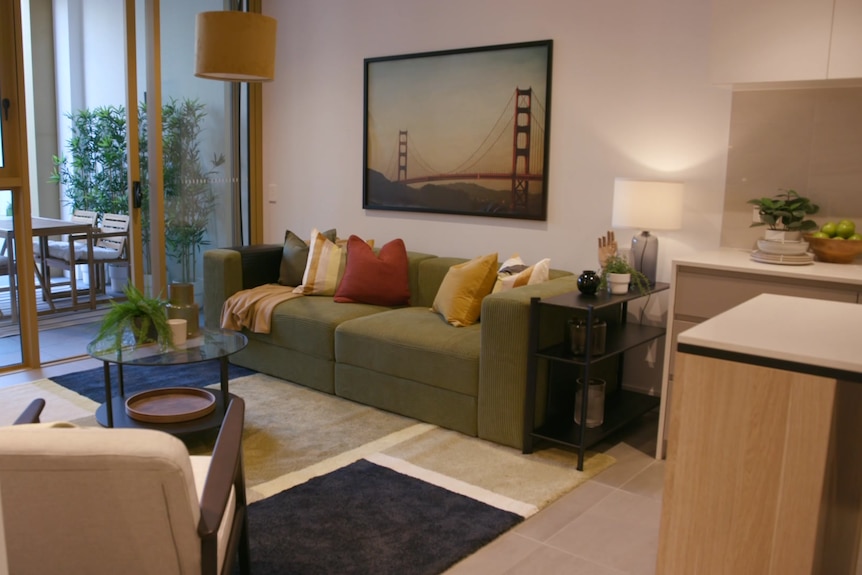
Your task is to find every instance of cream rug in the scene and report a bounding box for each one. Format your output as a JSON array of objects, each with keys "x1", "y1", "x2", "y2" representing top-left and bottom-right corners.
[{"x1": 0, "y1": 372, "x2": 614, "y2": 513}]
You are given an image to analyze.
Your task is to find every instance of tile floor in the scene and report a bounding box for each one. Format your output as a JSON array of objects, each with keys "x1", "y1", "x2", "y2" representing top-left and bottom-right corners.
[{"x1": 444, "y1": 412, "x2": 663, "y2": 575}]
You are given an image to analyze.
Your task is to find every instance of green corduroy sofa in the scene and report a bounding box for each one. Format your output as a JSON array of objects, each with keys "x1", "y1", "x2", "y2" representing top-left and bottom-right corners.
[{"x1": 203, "y1": 244, "x2": 577, "y2": 450}]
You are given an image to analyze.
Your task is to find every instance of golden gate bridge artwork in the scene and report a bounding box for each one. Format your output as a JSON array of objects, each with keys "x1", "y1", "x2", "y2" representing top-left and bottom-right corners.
[{"x1": 363, "y1": 41, "x2": 552, "y2": 221}]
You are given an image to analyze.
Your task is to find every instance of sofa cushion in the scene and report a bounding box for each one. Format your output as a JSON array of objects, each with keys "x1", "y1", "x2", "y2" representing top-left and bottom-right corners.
[
  {"x1": 293, "y1": 228, "x2": 345, "y2": 296},
  {"x1": 335, "y1": 307, "x2": 481, "y2": 397},
  {"x1": 431, "y1": 252, "x2": 498, "y2": 327},
  {"x1": 278, "y1": 228, "x2": 336, "y2": 287},
  {"x1": 334, "y1": 236, "x2": 410, "y2": 306},
  {"x1": 251, "y1": 296, "x2": 389, "y2": 361}
]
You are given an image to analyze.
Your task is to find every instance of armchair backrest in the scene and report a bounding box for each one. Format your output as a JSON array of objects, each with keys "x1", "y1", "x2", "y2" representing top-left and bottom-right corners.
[
  {"x1": 96, "y1": 213, "x2": 130, "y2": 255},
  {"x1": 70, "y1": 209, "x2": 98, "y2": 227},
  {"x1": 0, "y1": 425, "x2": 203, "y2": 574}
]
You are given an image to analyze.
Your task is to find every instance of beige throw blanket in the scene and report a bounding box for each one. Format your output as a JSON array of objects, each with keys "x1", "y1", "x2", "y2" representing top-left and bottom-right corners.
[{"x1": 221, "y1": 284, "x2": 303, "y2": 334}]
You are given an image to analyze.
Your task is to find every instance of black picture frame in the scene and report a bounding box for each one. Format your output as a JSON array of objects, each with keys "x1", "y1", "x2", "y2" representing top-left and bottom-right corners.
[{"x1": 363, "y1": 40, "x2": 553, "y2": 221}]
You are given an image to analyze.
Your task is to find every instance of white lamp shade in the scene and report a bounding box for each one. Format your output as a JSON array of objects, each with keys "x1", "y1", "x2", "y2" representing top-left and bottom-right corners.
[
  {"x1": 195, "y1": 11, "x2": 277, "y2": 82},
  {"x1": 611, "y1": 179, "x2": 684, "y2": 231}
]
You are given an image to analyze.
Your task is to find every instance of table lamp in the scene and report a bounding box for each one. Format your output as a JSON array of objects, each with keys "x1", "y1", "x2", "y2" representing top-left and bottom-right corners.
[
  {"x1": 611, "y1": 178, "x2": 684, "y2": 285},
  {"x1": 195, "y1": 11, "x2": 277, "y2": 82}
]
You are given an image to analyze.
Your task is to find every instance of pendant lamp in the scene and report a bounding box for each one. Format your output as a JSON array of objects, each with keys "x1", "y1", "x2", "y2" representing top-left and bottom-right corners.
[{"x1": 195, "y1": 11, "x2": 277, "y2": 82}]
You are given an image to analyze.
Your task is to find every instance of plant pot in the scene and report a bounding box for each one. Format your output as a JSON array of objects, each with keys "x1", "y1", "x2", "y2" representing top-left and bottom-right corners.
[
  {"x1": 763, "y1": 229, "x2": 802, "y2": 243},
  {"x1": 108, "y1": 264, "x2": 129, "y2": 293},
  {"x1": 167, "y1": 283, "x2": 200, "y2": 337},
  {"x1": 607, "y1": 272, "x2": 630, "y2": 294}
]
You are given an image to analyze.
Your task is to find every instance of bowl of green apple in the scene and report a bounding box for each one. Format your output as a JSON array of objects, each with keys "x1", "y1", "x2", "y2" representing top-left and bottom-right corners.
[{"x1": 805, "y1": 219, "x2": 862, "y2": 263}]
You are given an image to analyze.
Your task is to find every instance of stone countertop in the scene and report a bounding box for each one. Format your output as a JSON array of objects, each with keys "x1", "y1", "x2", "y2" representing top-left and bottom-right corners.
[
  {"x1": 677, "y1": 293, "x2": 862, "y2": 376},
  {"x1": 671, "y1": 248, "x2": 862, "y2": 286}
]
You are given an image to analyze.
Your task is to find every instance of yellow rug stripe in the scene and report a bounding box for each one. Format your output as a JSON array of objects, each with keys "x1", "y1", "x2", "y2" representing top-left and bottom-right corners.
[
  {"x1": 249, "y1": 422, "x2": 436, "y2": 500},
  {"x1": 366, "y1": 452, "x2": 539, "y2": 518}
]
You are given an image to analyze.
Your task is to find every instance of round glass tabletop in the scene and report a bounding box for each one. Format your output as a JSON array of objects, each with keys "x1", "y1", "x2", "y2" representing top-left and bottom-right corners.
[{"x1": 87, "y1": 328, "x2": 248, "y2": 367}]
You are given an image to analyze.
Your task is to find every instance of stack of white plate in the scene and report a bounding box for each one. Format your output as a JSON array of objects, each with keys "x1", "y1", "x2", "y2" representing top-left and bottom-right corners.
[{"x1": 751, "y1": 238, "x2": 814, "y2": 265}]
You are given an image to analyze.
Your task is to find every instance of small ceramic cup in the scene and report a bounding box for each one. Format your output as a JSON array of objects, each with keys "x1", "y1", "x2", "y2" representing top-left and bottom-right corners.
[{"x1": 168, "y1": 318, "x2": 187, "y2": 346}]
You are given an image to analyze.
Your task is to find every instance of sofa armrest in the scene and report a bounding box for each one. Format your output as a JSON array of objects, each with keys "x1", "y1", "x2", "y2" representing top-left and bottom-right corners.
[
  {"x1": 477, "y1": 274, "x2": 579, "y2": 449},
  {"x1": 203, "y1": 244, "x2": 283, "y2": 329}
]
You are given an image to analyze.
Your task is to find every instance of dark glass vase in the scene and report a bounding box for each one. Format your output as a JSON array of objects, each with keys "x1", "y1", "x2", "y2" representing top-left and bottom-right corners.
[{"x1": 577, "y1": 270, "x2": 600, "y2": 295}]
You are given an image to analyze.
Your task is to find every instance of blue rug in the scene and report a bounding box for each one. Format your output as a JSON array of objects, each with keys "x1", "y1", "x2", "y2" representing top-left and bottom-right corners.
[
  {"x1": 243, "y1": 459, "x2": 522, "y2": 575},
  {"x1": 51, "y1": 362, "x2": 256, "y2": 403}
]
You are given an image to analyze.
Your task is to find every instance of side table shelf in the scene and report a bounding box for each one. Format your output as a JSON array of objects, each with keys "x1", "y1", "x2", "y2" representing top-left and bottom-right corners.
[{"x1": 522, "y1": 284, "x2": 668, "y2": 470}]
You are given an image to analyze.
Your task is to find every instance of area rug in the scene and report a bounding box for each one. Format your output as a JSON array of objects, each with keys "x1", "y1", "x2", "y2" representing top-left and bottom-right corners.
[{"x1": 0, "y1": 364, "x2": 615, "y2": 574}]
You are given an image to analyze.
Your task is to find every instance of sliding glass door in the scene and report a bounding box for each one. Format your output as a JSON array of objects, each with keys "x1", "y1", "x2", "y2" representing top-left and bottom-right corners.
[{"x1": 0, "y1": 0, "x2": 250, "y2": 371}]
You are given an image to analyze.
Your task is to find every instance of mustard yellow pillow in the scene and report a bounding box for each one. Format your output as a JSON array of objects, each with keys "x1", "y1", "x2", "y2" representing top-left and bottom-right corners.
[{"x1": 432, "y1": 252, "x2": 499, "y2": 327}]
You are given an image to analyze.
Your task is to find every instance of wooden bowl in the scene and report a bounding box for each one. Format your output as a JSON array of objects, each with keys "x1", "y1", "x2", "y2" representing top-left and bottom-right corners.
[{"x1": 803, "y1": 234, "x2": 862, "y2": 264}]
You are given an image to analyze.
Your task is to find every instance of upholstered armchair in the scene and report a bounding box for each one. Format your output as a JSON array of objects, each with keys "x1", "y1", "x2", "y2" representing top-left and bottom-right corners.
[{"x1": 0, "y1": 397, "x2": 250, "y2": 575}]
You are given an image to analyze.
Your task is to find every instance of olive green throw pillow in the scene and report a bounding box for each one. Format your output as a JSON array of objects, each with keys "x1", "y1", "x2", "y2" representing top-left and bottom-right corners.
[{"x1": 278, "y1": 228, "x2": 336, "y2": 286}]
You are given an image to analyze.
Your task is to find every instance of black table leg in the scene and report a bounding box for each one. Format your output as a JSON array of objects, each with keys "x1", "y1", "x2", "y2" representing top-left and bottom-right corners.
[
  {"x1": 103, "y1": 361, "x2": 113, "y2": 427},
  {"x1": 220, "y1": 357, "x2": 229, "y2": 413}
]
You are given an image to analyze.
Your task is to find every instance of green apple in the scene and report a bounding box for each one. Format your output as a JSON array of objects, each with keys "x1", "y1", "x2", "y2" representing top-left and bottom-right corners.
[
  {"x1": 848, "y1": 233, "x2": 862, "y2": 241},
  {"x1": 836, "y1": 219, "x2": 856, "y2": 239},
  {"x1": 832, "y1": 236, "x2": 845, "y2": 240},
  {"x1": 820, "y1": 222, "x2": 838, "y2": 237},
  {"x1": 810, "y1": 231, "x2": 830, "y2": 238}
]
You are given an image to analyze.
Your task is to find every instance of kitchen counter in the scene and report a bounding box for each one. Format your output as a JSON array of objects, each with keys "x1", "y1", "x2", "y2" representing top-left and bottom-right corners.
[
  {"x1": 677, "y1": 293, "x2": 862, "y2": 381},
  {"x1": 671, "y1": 247, "x2": 862, "y2": 285},
  {"x1": 656, "y1": 247, "x2": 862, "y2": 460},
  {"x1": 657, "y1": 293, "x2": 862, "y2": 575}
]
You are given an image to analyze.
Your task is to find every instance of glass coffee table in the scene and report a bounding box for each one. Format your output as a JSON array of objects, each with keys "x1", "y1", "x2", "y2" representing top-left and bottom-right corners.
[{"x1": 87, "y1": 328, "x2": 248, "y2": 436}]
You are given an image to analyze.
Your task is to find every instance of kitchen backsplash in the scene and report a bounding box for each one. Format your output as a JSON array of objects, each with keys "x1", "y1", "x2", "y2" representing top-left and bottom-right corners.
[{"x1": 720, "y1": 86, "x2": 862, "y2": 250}]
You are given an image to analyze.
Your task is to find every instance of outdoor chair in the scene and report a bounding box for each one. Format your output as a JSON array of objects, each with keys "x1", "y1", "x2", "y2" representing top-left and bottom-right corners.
[
  {"x1": 0, "y1": 396, "x2": 250, "y2": 575},
  {"x1": 39, "y1": 212, "x2": 130, "y2": 301}
]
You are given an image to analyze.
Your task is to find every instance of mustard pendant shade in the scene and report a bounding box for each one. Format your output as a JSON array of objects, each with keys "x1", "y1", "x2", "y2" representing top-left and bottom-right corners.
[{"x1": 195, "y1": 11, "x2": 277, "y2": 82}]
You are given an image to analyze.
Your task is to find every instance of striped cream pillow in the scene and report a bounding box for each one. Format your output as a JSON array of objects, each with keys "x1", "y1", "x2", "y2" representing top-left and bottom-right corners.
[{"x1": 292, "y1": 228, "x2": 345, "y2": 295}]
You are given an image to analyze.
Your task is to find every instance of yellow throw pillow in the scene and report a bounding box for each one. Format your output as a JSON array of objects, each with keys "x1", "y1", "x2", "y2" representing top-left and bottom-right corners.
[
  {"x1": 293, "y1": 228, "x2": 345, "y2": 295},
  {"x1": 432, "y1": 252, "x2": 498, "y2": 327}
]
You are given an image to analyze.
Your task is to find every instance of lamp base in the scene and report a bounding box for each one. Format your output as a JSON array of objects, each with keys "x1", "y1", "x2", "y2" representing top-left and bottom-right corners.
[{"x1": 631, "y1": 231, "x2": 658, "y2": 285}]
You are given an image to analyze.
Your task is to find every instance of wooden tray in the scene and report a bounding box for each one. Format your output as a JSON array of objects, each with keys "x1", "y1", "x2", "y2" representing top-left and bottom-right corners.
[{"x1": 125, "y1": 387, "x2": 216, "y2": 423}]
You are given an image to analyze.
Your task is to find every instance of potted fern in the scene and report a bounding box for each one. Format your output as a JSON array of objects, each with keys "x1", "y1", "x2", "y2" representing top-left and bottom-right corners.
[
  {"x1": 91, "y1": 284, "x2": 173, "y2": 353},
  {"x1": 600, "y1": 255, "x2": 649, "y2": 295}
]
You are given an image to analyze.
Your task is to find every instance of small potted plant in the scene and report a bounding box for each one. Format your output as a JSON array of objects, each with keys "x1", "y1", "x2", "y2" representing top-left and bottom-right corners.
[
  {"x1": 91, "y1": 283, "x2": 173, "y2": 352},
  {"x1": 747, "y1": 189, "x2": 819, "y2": 241},
  {"x1": 600, "y1": 255, "x2": 649, "y2": 295}
]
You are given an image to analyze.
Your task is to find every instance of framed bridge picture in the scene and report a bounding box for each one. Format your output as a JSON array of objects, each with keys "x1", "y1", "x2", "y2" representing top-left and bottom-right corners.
[{"x1": 363, "y1": 40, "x2": 553, "y2": 221}]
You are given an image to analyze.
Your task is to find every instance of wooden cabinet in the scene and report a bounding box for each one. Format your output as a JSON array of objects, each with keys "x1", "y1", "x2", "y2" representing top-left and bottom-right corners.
[
  {"x1": 523, "y1": 284, "x2": 668, "y2": 470},
  {"x1": 657, "y1": 295, "x2": 862, "y2": 574},
  {"x1": 656, "y1": 250, "x2": 862, "y2": 458},
  {"x1": 710, "y1": 0, "x2": 862, "y2": 84}
]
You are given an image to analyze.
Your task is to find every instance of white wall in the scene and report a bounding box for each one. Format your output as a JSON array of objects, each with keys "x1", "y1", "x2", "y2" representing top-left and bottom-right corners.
[{"x1": 262, "y1": 0, "x2": 732, "y2": 283}]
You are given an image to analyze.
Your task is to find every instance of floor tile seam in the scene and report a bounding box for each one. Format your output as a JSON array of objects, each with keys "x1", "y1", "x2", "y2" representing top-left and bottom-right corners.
[
  {"x1": 574, "y1": 494, "x2": 663, "y2": 532},
  {"x1": 542, "y1": 536, "x2": 638, "y2": 572},
  {"x1": 615, "y1": 461, "x2": 665, "y2": 500},
  {"x1": 515, "y1": 480, "x2": 619, "y2": 545},
  {"x1": 504, "y1": 539, "x2": 630, "y2": 575}
]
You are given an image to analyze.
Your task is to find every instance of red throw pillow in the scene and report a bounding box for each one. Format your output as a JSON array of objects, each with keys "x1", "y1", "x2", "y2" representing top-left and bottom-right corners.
[{"x1": 334, "y1": 236, "x2": 410, "y2": 306}]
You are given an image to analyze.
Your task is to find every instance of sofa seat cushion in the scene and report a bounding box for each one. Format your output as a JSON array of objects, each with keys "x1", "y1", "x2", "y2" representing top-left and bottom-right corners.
[
  {"x1": 335, "y1": 307, "x2": 481, "y2": 397},
  {"x1": 248, "y1": 296, "x2": 389, "y2": 360}
]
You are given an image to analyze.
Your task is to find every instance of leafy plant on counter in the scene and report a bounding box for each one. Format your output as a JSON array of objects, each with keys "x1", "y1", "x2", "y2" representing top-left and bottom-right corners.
[{"x1": 747, "y1": 189, "x2": 819, "y2": 231}]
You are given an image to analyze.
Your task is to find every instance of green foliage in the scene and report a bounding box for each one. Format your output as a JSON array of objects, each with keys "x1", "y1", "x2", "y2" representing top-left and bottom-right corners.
[
  {"x1": 92, "y1": 283, "x2": 172, "y2": 352},
  {"x1": 50, "y1": 105, "x2": 131, "y2": 217},
  {"x1": 599, "y1": 255, "x2": 649, "y2": 295},
  {"x1": 162, "y1": 98, "x2": 223, "y2": 283},
  {"x1": 50, "y1": 98, "x2": 222, "y2": 282},
  {"x1": 747, "y1": 189, "x2": 819, "y2": 231}
]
